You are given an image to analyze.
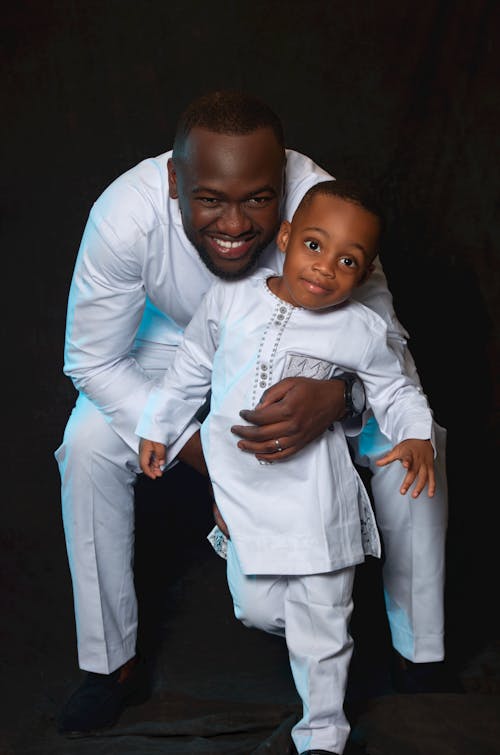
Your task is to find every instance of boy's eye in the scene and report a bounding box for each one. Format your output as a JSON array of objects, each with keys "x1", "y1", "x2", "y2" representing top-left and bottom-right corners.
[
  {"x1": 340, "y1": 256, "x2": 357, "y2": 268},
  {"x1": 304, "y1": 240, "x2": 320, "y2": 252}
]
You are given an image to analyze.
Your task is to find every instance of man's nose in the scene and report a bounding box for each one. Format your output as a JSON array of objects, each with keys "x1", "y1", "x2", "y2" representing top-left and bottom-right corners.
[{"x1": 216, "y1": 204, "x2": 252, "y2": 235}]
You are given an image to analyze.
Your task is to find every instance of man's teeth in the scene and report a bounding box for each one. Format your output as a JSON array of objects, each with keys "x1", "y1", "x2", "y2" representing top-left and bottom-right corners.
[{"x1": 214, "y1": 238, "x2": 245, "y2": 249}]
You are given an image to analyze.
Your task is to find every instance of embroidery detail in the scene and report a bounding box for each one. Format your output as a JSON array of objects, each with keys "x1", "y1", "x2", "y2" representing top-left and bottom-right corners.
[
  {"x1": 207, "y1": 525, "x2": 228, "y2": 560},
  {"x1": 251, "y1": 286, "x2": 293, "y2": 408},
  {"x1": 282, "y1": 352, "x2": 334, "y2": 380},
  {"x1": 358, "y1": 488, "x2": 380, "y2": 557}
]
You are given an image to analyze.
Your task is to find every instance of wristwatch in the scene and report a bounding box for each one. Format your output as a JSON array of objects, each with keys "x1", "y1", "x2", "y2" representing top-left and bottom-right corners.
[{"x1": 333, "y1": 371, "x2": 366, "y2": 418}]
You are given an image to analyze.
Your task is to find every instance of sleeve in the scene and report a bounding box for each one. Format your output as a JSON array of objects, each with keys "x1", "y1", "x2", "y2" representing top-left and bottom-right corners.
[
  {"x1": 63, "y1": 207, "x2": 155, "y2": 450},
  {"x1": 355, "y1": 320, "x2": 434, "y2": 447},
  {"x1": 136, "y1": 285, "x2": 222, "y2": 446}
]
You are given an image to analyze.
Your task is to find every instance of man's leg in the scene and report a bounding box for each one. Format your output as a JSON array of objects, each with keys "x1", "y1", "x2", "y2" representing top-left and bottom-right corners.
[
  {"x1": 55, "y1": 393, "x2": 150, "y2": 733},
  {"x1": 349, "y1": 417, "x2": 458, "y2": 692}
]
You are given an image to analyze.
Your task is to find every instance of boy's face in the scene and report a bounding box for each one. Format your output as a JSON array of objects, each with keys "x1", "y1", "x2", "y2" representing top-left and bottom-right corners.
[
  {"x1": 168, "y1": 126, "x2": 285, "y2": 280},
  {"x1": 272, "y1": 193, "x2": 379, "y2": 311}
]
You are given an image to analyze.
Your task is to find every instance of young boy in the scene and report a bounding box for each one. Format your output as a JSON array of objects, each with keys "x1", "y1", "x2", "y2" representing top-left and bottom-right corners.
[{"x1": 136, "y1": 180, "x2": 435, "y2": 755}]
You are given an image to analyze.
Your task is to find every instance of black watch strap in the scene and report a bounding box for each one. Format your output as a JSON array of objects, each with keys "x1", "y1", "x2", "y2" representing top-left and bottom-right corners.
[{"x1": 331, "y1": 371, "x2": 366, "y2": 418}]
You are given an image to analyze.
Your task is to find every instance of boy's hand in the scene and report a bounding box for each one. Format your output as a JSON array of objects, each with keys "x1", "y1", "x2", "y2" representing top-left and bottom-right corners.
[
  {"x1": 375, "y1": 439, "x2": 436, "y2": 498},
  {"x1": 139, "y1": 438, "x2": 166, "y2": 479},
  {"x1": 231, "y1": 377, "x2": 346, "y2": 461}
]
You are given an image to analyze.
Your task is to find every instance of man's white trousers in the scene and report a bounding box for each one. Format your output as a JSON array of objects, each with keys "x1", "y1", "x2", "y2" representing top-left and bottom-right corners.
[{"x1": 55, "y1": 396, "x2": 447, "y2": 674}]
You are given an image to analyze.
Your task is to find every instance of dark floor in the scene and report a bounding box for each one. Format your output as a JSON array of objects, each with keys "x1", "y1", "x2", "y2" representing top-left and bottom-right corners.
[{"x1": 2, "y1": 451, "x2": 500, "y2": 755}]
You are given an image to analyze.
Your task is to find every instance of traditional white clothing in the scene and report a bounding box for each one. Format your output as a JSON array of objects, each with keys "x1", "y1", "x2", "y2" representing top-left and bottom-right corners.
[
  {"x1": 137, "y1": 271, "x2": 434, "y2": 575},
  {"x1": 56, "y1": 148, "x2": 446, "y2": 674},
  {"x1": 136, "y1": 270, "x2": 435, "y2": 753}
]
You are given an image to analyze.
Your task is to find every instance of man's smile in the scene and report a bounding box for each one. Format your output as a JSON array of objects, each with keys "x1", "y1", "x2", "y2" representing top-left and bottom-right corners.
[{"x1": 206, "y1": 234, "x2": 258, "y2": 260}]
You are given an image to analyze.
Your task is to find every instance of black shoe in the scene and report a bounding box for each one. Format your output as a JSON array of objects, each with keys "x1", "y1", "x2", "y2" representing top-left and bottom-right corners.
[
  {"x1": 57, "y1": 655, "x2": 151, "y2": 736},
  {"x1": 391, "y1": 651, "x2": 464, "y2": 694},
  {"x1": 301, "y1": 750, "x2": 339, "y2": 754}
]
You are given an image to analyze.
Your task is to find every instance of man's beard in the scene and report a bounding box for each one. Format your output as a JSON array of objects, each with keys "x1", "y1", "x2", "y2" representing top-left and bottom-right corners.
[{"x1": 195, "y1": 243, "x2": 268, "y2": 281}]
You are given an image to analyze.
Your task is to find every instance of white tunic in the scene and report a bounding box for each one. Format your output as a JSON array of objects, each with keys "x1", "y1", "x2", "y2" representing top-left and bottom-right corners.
[
  {"x1": 137, "y1": 272, "x2": 433, "y2": 575},
  {"x1": 64, "y1": 149, "x2": 411, "y2": 451}
]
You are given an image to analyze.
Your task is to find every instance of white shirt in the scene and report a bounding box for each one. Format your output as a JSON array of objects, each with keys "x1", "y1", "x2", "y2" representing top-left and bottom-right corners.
[
  {"x1": 64, "y1": 149, "x2": 411, "y2": 449},
  {"x1": 137, "y1": 272, "x2": 433, "y2": 575}
]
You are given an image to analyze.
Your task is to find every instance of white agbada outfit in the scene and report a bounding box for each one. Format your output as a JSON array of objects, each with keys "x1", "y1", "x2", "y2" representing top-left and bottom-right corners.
[
  {"x1": 136, "y1": 271, "x2": 434, "y2": 752},
  {"x1": 56, "y1": 148, "x2": 446, "y2": 675}
]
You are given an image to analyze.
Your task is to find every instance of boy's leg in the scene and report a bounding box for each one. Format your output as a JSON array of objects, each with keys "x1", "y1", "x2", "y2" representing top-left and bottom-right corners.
[
  {"x1": 350, "y1": 417, "x2": 447, "y2": 663},
  {"x1": 285, "y1": 569, "x2": 355, "y2": 755},
  {"x1": 227, "y1": 542, "x2": 354, "y2": 754}
]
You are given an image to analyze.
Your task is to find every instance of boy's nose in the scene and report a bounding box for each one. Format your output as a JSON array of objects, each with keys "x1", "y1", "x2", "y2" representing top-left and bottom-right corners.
[{"x1": 312, "y1": 260, "x2": 335, "y2": 278}]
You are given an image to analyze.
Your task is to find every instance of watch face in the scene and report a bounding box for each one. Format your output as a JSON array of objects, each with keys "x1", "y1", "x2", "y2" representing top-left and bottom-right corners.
[{"x1": 351, "y1": 380, "x2": 365, "y2": 413}]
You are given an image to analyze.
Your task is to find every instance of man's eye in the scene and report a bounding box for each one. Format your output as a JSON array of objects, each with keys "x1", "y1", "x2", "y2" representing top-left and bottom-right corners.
[
  {"x1": 246, "y1": 196, "x2": 271, "y2": 206},
  {"x1": 198, "y1": 197, "x2": 219, "y2": 205},
  {"x1": 304, "y1": 240, "x2": 320, "y2": 252}
]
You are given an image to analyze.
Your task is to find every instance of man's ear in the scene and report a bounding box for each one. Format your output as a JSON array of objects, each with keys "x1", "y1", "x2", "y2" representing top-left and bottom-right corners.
[
  {"x1": 277, "y1": 221, "x2": 291, "y2": 253},
  {"x1": 167, "y1": 158, "x2": 178, "y2": 199}
]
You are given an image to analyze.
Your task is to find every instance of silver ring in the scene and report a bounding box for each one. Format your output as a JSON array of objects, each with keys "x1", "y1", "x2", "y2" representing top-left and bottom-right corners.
[{"x1": 274, "y1": 439, "x2": 283, "y2": 452}]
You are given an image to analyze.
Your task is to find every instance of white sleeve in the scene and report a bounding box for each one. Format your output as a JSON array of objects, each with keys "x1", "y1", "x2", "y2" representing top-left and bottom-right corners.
[
  {"x1": 356, "y1": 322, "x2": 433, "y2": 446},
  {"x1": 136, "y1": 285, "x2": 221, "y2": 446},
  {"x1": 64, "y1": 207, "x2": 157, "y2": 449}
]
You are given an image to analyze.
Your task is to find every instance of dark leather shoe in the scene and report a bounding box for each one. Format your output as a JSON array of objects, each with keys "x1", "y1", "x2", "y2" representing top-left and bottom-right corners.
[
  {"x1": 57, "y1": 655, "x2": 151, "y2": 736},
  {"x1": 391, "y1": 651, "x2": 464, "y2": 693}
]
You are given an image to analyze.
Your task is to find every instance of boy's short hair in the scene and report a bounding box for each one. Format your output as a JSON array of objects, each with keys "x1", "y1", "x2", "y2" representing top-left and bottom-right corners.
[
  {"x1": 297, "y1": 179, "x2": 386, "y2": 248},
  {"x1": 173, "y1": 90, "x2": 285, "y2": 158}
]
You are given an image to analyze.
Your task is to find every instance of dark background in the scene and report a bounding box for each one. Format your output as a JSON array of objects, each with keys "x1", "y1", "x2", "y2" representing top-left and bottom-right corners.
[{"x1": 2, "y1": 1, "x2": 499, "y2": 753}]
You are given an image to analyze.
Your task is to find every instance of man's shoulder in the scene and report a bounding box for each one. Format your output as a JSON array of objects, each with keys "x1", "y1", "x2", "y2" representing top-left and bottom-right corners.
[
  {"x1": 89, "y1": 151, "x2": 174, "y2": 244},
  {"x1": 283, "y1": 149, "x2": 333, "y2": 219}
]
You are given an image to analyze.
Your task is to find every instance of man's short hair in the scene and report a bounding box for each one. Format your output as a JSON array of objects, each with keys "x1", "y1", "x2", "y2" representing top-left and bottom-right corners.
[{"x1": 173, "y1": 90, "x2": 285, "y2": 158}]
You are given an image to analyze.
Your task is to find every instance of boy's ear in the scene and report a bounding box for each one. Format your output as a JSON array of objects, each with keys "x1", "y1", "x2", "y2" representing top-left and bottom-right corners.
[
  {"x1": 277, "y1": 221, "x2": 291, "y2": 253},
  {"x1": 167, "y1": 158, "x2": 178, "y2": 199}
]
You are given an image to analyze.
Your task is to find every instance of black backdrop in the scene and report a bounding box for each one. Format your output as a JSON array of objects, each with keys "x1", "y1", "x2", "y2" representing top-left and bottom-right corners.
[{"x1": 2, "y1": 2, "x2": 499, "y2": 753}]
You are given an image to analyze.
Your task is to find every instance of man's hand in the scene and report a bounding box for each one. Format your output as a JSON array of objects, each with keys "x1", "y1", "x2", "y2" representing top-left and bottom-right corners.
[
  {"x1": 139, "y1": 438, "x2": 166, "y2": 479},
  {"x1": 376, "y1": 438, "x2": 436, "y2": 498},
  {"x1": 231, "y1": 377, "x2": 346, "y2": 462}
]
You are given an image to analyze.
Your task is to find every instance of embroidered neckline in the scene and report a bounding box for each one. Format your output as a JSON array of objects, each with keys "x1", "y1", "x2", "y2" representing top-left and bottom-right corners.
[{"x1": 262, "y1": 275, "x2": 302, "y2": 310}]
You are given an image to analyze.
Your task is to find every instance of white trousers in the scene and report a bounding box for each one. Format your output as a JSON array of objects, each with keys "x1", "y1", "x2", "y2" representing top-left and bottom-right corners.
[
  {"x1": 227, "y1": 540, "x2": 355, "y2": 754},
  {"x1": 55, "y1": 397, "x2": 447, "y2": 673}
]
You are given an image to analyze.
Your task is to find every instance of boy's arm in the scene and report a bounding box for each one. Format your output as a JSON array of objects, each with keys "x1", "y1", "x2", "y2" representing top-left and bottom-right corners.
[
  {"x1": 135, "y1": 286, "x2": 220, "y2": 456},
  {"x1": 139, "y1": 439, "x2": 167, "y2": 479},
  {"x1": 376, "y1": 438, "x2": 436, "y2": 498}
]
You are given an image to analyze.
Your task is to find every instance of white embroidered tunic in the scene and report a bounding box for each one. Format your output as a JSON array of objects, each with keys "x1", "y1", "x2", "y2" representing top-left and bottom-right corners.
[{"x1": 137, "y1": 272, "x2": 433, "y2": 576}]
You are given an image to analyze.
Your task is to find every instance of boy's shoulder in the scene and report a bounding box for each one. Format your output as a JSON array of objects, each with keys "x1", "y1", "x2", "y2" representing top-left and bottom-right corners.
[{"x1": 339, "y1": 298, "x2": 389, "y2": 335}]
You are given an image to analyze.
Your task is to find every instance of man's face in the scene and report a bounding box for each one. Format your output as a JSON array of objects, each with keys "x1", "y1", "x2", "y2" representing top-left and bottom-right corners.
[
  {"x1": 272, "y1": 194, "x2": 379, "y2": 311},
  {"x1": 168, "y1": 126, "x2": 285, "y2": 279}
]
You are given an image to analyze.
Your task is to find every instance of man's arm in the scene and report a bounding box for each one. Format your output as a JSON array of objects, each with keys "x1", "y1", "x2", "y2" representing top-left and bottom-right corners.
[{"x1": 64, "y1": 194, "x2": 156, "y2": 450}]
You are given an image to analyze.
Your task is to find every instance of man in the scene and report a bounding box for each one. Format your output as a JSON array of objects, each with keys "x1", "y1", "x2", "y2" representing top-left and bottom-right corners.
[{"x1": 55, "y1": 90, "x2": 449, "y2": 736}]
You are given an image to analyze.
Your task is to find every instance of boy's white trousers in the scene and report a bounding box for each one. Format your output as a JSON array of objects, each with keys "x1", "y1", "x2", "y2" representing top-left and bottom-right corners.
[
  {"x1": 227, "y1": 539, "x2": 355, "y2": 754},
  {"x1": 55, "y1": 394, "x2": 447, "y2": 674}
]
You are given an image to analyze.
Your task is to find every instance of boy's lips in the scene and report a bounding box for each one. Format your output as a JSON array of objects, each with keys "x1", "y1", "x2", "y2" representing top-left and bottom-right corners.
[
  {"x1": 301, "y1": 277, "x2": 333, "y2": 295},
  {"x1": 206, "y1": 235, "x2": 256, "y2": 260}
]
